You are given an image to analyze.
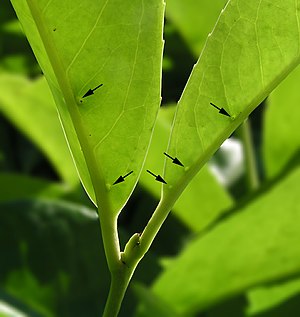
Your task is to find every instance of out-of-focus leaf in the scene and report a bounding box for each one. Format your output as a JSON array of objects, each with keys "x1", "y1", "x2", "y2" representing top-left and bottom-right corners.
[
  {"x1": 0, "y1": 199, "x2": 108, "y2": 317},
  {"x1": 0, "y1": 1, "x2": 16, "y2": 25},
  {"x1": 141, "y1": 105, "x2": 233, "y2": 232},
  {"x1": 152, "y1": 164, "x2": 300, "y2": 315},
  {"x1": 10, "y1": 0, "x2": 164, "y2": 213},
  {"x1": 247, "y1": 278, "x2": 300, "y2": 316},
  {"x1": 0, "y1": 173, "x2": 92, "y2": 207},
  {"x1": 0, "y1": 19, "x2": 22, "y2": 35},
  {"x1": 249, "y1": 294, "x2": 300, "y2": 317},
  {"x1": 132, "y1": 283, "x2": 181, "y2": 317},
  {"x1": 0, "y1": 199, "x2": 160, "y2": 317},
  {"x1": 263, "y1": 65, "x2": 300, "y2": 178},
  {"x1": 5, "y1": 268, "x2": 54, "y2": 317},
  {"x1": 166, "y1": 0, "x2": 228, "y2": 56},
  {"x1": 0, "y1": 74, "x2": 78, "y2": 186},
  {"x1": 0, "y1": 55, "x2": 31, "y2": 74},
  {"x1": 0, "y1": 173, "x2": 68, "y2": 202}
]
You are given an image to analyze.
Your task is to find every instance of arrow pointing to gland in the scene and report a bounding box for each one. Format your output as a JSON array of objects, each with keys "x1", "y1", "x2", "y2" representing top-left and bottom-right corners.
[
  {"x1": 164, "y1": 152, "x2": 184, "y2": 167},
  {"x1": 82, "y1": 84, "x2": 103, "y2": 98},
  {"x1": 113, "y1": 171, "x2": 133, "y2": 185},
  {"x1": 210, "y1": 102, "x2": 231, "y2": 117},
  {"x1": 146, "y1": 170, "x2": 167, "y2": 184}
]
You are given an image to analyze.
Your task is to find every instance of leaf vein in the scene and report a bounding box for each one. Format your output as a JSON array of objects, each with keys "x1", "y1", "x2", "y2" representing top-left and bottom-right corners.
[
  {"x1": 255, "y1": 0, "x2": 265, "y2": 88},
  {"x1": 93, "y1": 0, "x2": 145, "y2": 152},
  {"x1": 65, "y1": 0, "x2": 109, "y2": 75}
]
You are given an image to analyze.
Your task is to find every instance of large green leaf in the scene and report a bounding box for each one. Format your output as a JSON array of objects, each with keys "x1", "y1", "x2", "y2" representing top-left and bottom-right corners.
[
  {"x1": 141, "y1": 105, "x2": 233, "y2": 232},
  {"x1": 132, "y1": 283, "x2": 181, "y2": 317},
  {"x1": 166, "y1": 0, "x2": 228, "y2": 56},
  {"x1": 0, "y1": 199, "x2": 162, "y2": 317},
  {"x1": 152, "y1": 164, "x2": 300, "y2": 315},
  {"x1": 0, "y1": 73, "x2": 78, "y2": 186},
  {"x1": 263, "y1": 65, "x2": 300, "y2": 178},
  {"x1": 0, "y1": 199, "x2": 108, "y2": 317},
  {"x1": 0, "y1": 173, "x2": 67, "y2": 202},
  {"x1": 162, "y1": 0, "x2": 300, "y2": 206},
  {"x1": 10, "y1": 0, "x2": 164, "y2": 213},
  {"x1": 247, "y1": 278, "x2": 300, "y2": 316}
]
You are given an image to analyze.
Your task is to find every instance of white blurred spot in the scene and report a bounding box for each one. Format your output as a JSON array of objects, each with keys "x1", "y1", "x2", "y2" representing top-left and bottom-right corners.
[
  {"x1": 0, "y1": 301, "x2": 28, "y2": 317},
  {"x1": 209, "y1": 138, "x2": 244, "y2": 186}
]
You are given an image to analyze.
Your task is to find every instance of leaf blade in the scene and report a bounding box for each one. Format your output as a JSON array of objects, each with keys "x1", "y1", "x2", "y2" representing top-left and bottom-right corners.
[
  {"x1": 162, "y1": 0, "x2": 300, "y2": 206},
  {"x1": 10, "y1": 0, "x2": 165, "y2": 213},
  {"x1": 140, "y1": 105, "x2": 233, "y2": 232}
]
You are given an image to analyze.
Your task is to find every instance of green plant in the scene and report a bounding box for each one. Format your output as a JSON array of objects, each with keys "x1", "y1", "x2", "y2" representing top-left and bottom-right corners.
[{"x1": 2, "y1": 0, "x2": 300, "y2": 316}]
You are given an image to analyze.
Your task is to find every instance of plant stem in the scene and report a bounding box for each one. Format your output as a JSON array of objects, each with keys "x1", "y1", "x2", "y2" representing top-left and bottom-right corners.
[
  {"x1": 103, "y1": 267, "x2": 134, "y2": 317},
  {"x1": 240, "y1": 119, "x2": 260, "y2": 191},
  {"x1": 139, "y1": 198, "x2": 173, "y2": 254},
  {"x1": 103, "y1": 116, "x2": 262, "y2": 316},
  {"x1": 118, "y1": 115, "x2": 263, "y2": 310},
  {"x1": 99, "y1": 212, "x2": 121, "y2": 272}
]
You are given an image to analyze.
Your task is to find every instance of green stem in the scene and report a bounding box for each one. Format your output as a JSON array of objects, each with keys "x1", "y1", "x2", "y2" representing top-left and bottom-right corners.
[
  {"x1": 103, "y1": 267, "x2": 134, "y2": 317},
  {"x1": 101, "y1": 202, "x2": 173, "y2": 317},
  {"x1": 119, "y1": 115, "x2": 264, "y2": 305},
  {"x1": 103, "y1": 115, "x2": 263, "y2": 315},
  {"x1": 122, "y1": 192, "x2": 183, "y2": 271},
  {"x1": 99, "y1": 212, "x2": 120, "y2": 271},
  {"x1": 139, "y1": 198, "x2": 174, "y2": 254},
  {"x1": 240, "y1": 119, "x2": 260, "y2": 191}
]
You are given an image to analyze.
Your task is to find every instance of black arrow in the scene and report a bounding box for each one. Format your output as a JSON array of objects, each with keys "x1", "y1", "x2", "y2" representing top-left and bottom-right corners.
[
  {"x1": 210, "y1": 102, "x2": 231, "y2": 117},
  {"x1": 164, "y1": 152, "x2": 184, "y2": 167},
  {"x1": 82, "y1": 84, "x2": 103, "y2": 98},
  {"x1": 113, "y1": 171, "x2": 133, "y2": 185},
  {"x1": 146, "y1": 170, "x2": 167, "y2": 184}
]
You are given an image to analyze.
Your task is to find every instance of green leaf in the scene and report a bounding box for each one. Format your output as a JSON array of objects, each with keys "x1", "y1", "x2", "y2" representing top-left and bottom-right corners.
[
  {"x1": 152, "y1": 164, "x2": 300, "y2": 315},
  {"x1": 0, "y1": 73, "x2": 78, "y2": 186},
  {"x1": 0, "y1": 199, "x2": 108, "y2": 317},
  {"x1": 247, "y1": 278, "x2": 300, "y2": 316},
  {"x1": 5, "y1": 268, "x2": 55, "y2": 317},
  {"x1": 166, "y1": 0, "x2": 228, "y2": 56},
  {"x1": 162, "y1": 0, "x2": 300, "y2": 208},
  {"x1": 263, "y1": 65, "x2": 300, "y2": 178},
  {"x1": 0, "y1": 19, "x2": 23, "y2": 35},
  {"x1": 10, "y1": 0, "x2": 164, "y2": 213},
  {"x1": 132, "y1": 283, "x2": 181, "y2": 317},
  {"x1": 140, "y1": 105, "x2": 233, "y2": 232},
  {"x1": 0, "y1": 173, "x2": 68, "y2": 202}
]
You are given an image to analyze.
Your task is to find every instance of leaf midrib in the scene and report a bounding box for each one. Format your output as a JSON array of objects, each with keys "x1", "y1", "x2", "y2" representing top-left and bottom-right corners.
[{"x1": 25, "y1": 0, "x2": 109, "y2": 209}]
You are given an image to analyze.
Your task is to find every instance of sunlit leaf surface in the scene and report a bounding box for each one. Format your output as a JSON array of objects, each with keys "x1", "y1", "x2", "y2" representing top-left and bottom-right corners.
[
  {"x1": 163, "y1": 0, "x2": 300, "y2": 204},
  {"x1": 10, "y1": 0, "x2": 164, "y2": 214}
]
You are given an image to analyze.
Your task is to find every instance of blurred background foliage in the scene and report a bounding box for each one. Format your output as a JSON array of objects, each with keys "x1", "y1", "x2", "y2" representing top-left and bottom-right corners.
[{"x1": 1, "y1": 0, "x2": 300, "y2": 316}]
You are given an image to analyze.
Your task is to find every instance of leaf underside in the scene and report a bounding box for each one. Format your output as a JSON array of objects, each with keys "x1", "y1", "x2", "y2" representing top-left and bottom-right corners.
[
  {"x1": 140, "y1": 105, "x2": 233, "y2": 232},
  {"x1": 10, "y1": 0, "x2": 165, "y2": 214},
  {"x1": 163, "y1": 0, "x2": 300, "y2": 199}
]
